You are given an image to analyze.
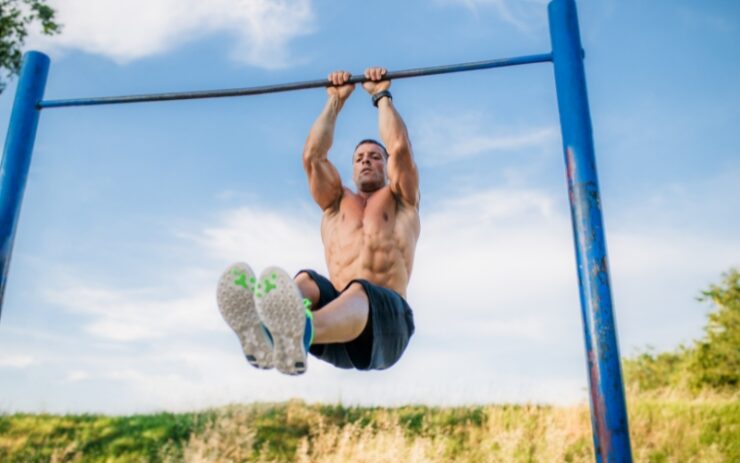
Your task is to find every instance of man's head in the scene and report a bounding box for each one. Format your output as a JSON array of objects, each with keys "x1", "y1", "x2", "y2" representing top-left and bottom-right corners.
[{"x1": 352, "y1": 139, "x2": 388, "y2": 193}]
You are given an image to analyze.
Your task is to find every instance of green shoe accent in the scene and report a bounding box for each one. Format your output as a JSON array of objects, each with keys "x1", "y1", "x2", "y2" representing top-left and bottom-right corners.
[
  {"x1": 232, "y1": 270, "x2": 248, "y2": 289},
  {"x1": 263, "y1": 277, "x2": 276, "y2": 295},
  {"x1": 304, "y1": 303, "x2": 314, "y2": 347}
]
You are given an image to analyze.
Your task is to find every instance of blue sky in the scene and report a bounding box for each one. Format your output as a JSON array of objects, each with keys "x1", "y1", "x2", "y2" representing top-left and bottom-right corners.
[{"x1": 0, "y1": 0, "x2": 738, "y2": 414}]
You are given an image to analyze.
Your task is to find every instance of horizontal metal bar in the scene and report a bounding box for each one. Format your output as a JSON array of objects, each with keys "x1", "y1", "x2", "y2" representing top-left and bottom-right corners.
[{"x1": 38, "y1": 53, "x2": 552, "y2": 109}]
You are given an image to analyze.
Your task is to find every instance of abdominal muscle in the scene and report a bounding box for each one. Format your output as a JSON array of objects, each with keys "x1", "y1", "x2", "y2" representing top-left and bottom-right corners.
[{"x1": 321, "y1": 187, "x2": 419, "y2": 298}]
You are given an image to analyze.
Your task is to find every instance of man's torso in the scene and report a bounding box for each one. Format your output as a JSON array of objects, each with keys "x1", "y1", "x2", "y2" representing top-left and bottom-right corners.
[{"x1": 321, "y1": 186, "x2": 420, "y2": 297}]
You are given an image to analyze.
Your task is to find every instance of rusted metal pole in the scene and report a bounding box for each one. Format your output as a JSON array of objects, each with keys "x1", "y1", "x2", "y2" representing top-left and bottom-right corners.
[{"x1": 548, "y1": 0, "x2": 633, "y2": 461}]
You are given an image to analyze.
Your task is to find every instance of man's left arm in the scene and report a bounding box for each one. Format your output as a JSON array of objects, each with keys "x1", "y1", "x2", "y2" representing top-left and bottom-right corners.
[{"x1": 364, "y1": 67, "x2": 420, "y2": 208}]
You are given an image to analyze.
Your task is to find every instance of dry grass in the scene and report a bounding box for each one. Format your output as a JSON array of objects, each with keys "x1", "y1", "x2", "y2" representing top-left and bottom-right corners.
[
  {"x1": 170, "y1": 392, "x2": 737, "y2": 462},
  {"x1": 288, "y1": 405, "x2": 594, "y2": 463},
  {"x1": 3, "y1": 392, "x2": 736, "y2": 462}
]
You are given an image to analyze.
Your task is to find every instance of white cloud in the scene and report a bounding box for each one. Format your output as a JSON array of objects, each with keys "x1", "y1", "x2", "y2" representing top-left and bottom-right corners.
[
  {"x1": 6, "y1": 184, "x2": 739, "y2": 412},
  {"x1": 64, "y1": 370, "x2": 90, "y2": 382},
  {"x1": 412, "y1": 186, "x2": 740, "y2": 351},
  {"x1": 408, "y1": 186, "x2": 581, "y2": 358},
  {"x1": 39, "y1": 204, "x2": 325, "y2": 344},
  {"x1": 21, "y1": 193, "x2": 585, "y2": 411},
  {"x1": 28, "y1": 0, "x2": 315, "y2": 68},
  {"x1": 43, "y1": 283, "x2": 223, "y2": 342},
  {"x1": 414, "y1": 112, "x2": 558, "y2": 165},
  {"x1": 607, "y1": 228, "x2": 740, "y2": 350},
  {"x1": 0, "y1": 354, "x2": 36, "y2": 368},
  {"x1": 192, "y1": 205, "x2": 325, "y2": 272}
]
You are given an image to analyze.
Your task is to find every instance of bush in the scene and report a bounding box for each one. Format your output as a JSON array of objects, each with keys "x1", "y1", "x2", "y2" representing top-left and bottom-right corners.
[
  {"x1": 623, "y1": 269, "x2": 740, "y2": 393},
  {"x1": 688, "y1": 269, "x2": 740, "y2": 390}
]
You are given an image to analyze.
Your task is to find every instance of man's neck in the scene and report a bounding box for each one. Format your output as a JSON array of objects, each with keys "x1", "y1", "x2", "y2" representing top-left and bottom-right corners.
[
  {"x1": 357, "y1": 190, "x2": 373, "y2": 201},
  {"x1": 356, "y1": 184, "x2": 385, "y2": 200}
]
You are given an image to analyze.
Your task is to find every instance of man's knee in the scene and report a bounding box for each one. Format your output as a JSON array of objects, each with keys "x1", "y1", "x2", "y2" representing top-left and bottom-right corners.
[
  {"x1": 345, "y1": 281, "x2": 369, "y2": 302},
  {"x1": 295, "y1": 272, "x2": 320, "y2": 305}
]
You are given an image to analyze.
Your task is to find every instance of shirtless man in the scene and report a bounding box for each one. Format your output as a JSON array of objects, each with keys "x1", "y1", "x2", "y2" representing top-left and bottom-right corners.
[{"x1": 217, "y1": 67, "x2": 419, "y2": 375}]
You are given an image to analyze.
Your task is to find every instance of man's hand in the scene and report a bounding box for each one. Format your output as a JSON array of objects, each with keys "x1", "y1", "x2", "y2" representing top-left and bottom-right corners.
[
  {"x1": 362, "y1": 67, "x2": 390, "y2": 95},
  {"x1": 327, "y1": 70, "x2": 355, "y2": 102}
]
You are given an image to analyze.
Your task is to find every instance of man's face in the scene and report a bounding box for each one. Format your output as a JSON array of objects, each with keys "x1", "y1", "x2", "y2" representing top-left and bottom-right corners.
[{"x1": 352, "y1": 142, "x2": 387, "y2": 193}]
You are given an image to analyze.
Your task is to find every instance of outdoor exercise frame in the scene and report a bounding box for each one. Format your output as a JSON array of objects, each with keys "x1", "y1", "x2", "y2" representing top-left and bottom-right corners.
[{"x1": 0, "y1": 1, "x2": 632, "y2": 461}]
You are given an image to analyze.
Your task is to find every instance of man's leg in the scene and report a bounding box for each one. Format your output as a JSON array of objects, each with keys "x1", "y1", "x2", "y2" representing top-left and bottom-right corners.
[
  {"x1": 294, "y1": 272, "x2": 320, "y2": 306},
  {"x1": 294, "y1": 274, "x2": 369, "y2": 344}
]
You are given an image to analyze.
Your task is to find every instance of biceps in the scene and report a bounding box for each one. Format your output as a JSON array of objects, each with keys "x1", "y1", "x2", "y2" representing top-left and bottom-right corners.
[{"x1": 304, "y1": 158, "x2": 343, "y2": 210}]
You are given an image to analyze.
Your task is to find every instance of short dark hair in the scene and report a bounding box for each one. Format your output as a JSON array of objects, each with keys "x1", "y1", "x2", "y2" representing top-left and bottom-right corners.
[{"x1": 354, "y1": 139, "x2": 388, "y2": 159}]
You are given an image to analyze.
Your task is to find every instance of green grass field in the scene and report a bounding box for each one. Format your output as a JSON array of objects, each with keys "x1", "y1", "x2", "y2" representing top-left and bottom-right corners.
[{"x1": 1, "y1": 391, "x2": 737, "y2": 462}]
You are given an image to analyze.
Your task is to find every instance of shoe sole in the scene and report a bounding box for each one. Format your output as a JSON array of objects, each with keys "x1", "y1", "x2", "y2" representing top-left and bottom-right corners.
[
  {"x1": 217, "y1": 262, "x2": 274, "y2": 369},
  {"x1": 255, "y1": 266, "x2": 307, "y2": 375}
]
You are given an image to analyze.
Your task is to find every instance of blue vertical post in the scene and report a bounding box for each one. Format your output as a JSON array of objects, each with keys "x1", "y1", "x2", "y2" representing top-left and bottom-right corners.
[
  {"x1": 0, "y1": 51, "x2": 50, "y2": 318},
  {"x1": 548, "y1": 1, "x2": 632, "y2": 462}
]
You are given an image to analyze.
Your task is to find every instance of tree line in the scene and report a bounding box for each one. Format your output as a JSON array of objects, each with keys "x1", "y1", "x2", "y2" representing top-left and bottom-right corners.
[{"x1": 623, "y1": 268, "x2": 739, "y2": 393}]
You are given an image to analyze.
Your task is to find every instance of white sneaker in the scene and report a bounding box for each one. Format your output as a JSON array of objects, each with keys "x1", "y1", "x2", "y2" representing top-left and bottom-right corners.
[
  {"x1": 254, "y1": 266, "x2": 312, "y2": 375},
  {"x1": 217, "y1": 262, "x2": 274, "y2": 369}
]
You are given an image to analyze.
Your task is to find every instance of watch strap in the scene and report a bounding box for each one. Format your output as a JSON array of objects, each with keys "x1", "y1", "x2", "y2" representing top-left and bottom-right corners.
[{"x1": 372, "y1": 90, "x2": 392, "y2": 107}]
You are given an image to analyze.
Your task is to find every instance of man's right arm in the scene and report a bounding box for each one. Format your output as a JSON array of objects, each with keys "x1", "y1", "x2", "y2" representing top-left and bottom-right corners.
[{"x1": 303, "y1": 71, "x2": 354, "y2": 211}]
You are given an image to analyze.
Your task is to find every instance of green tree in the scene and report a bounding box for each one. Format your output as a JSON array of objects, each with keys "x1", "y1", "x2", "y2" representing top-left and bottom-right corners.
[
  {"x1": 623, "y1": 268, "x2": 740, "y2": 393},
  {"x1": 0, "y1": 0, "x2": 60, "y2": 93},
  {"x1": 688, "y1": 268, "x2": 740, "y2": 390}
]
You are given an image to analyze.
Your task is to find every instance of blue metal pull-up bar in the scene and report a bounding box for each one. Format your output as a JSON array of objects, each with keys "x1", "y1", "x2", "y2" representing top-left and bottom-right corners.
[{"x1": 0, "y1": 0, "x2": 632, "y2": 461}]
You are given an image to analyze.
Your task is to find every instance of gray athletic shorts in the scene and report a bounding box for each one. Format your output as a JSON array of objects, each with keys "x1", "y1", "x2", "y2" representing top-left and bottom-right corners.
[{"x1": 296, "y1": 270, "x2": 415, "y2": 371}]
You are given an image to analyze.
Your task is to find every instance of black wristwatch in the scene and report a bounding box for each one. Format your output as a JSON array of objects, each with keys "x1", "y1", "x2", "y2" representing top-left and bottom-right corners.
[{"x1": 372, "y1": 90, "x2": 392, "y2": 107}]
